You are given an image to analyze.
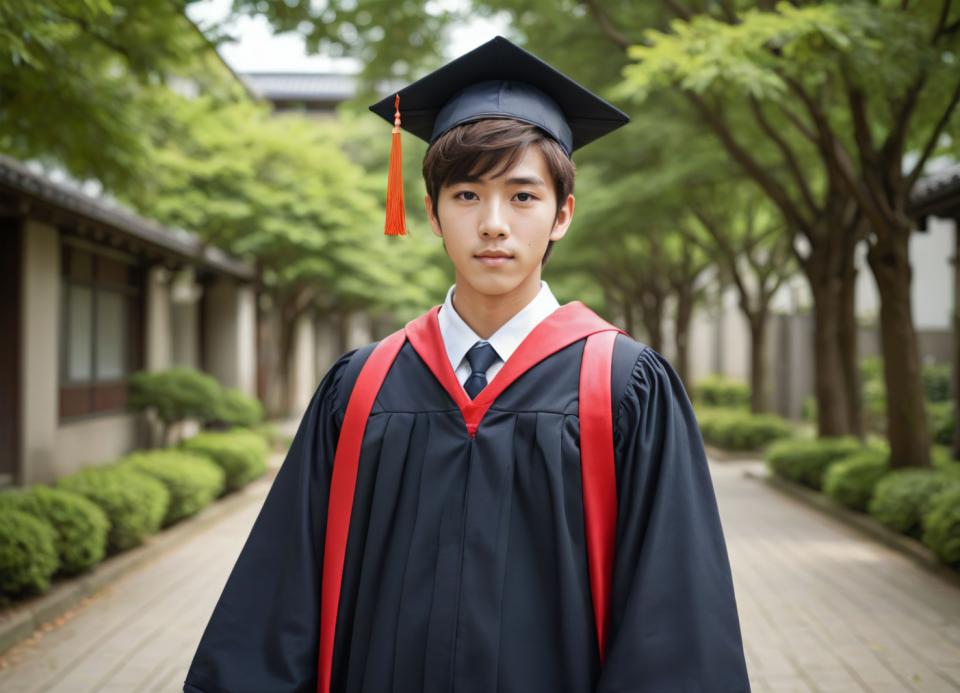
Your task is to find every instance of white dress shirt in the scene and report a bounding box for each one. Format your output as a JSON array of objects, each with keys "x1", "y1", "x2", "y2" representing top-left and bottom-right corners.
[{"x1": 437, "y1": 280, "x2": 561, "y2": 388}]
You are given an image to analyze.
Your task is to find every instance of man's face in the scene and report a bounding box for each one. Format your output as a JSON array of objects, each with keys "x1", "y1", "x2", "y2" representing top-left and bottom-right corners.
[{"x1": 425, "y1": 144, "x2": 574, "y2": 299}]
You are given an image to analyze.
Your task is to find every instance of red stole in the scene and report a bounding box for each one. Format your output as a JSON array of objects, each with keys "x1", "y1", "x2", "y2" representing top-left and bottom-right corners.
[{"x1": 317, "y1": 301, "x2": 624, "y2": 692}]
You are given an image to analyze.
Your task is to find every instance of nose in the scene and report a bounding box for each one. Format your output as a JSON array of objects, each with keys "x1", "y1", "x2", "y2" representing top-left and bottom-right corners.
[{"x1": 478, "y1": 198, "x2": 509, "y2": 238}]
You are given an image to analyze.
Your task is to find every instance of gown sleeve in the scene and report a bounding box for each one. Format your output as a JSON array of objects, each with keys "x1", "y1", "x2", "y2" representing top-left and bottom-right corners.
[
  {"x1": 595, "y1": 346, "x2": 751, "y2": 693},
  {"x1": 183, "y1": 350, "x2": 355, "y2": 693}
]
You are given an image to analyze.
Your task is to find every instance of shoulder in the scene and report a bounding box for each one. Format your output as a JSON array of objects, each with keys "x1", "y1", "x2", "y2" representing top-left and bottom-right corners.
[
  {"x1": 323, "y1": 334, "x2": 419, "y2": 422},
  {"x1": 611, "y1": 338, "x2": 692, "y2": 446}
]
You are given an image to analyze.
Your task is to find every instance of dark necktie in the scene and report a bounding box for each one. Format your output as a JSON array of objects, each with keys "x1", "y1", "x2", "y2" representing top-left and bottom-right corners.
[{"x1": 463, "y1": 341, "x2": 499, "y2": 399}]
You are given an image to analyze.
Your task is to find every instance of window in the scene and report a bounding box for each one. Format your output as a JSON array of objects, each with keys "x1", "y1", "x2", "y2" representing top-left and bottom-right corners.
[{"x1": 60, "y1": 242, "x2": 144, "y2": 419}]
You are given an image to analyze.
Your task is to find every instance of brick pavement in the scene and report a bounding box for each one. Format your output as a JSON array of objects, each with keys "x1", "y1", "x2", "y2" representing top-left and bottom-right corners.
[{"x1": 0, "y1": 459, "x2": 958, "y2": 692}]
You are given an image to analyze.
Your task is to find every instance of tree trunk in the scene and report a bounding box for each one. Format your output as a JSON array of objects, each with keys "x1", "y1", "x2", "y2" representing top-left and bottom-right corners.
[
  {"x1": 639, "y1": 289, "x2": 665, "y2": 353},
  {"x1": 866, "y1": 231, "x2": 931, "y2": 468},
  {"x1": 954, "y1": 220, "x2": 960, "y2": 460},
  {"x1": 808, "y1": 274, "x2": 854, "y2": 437},
  {"x1": 747, "y1": 312, "x2": 769, "y2": 414},
  {"x1": 838, "y1": 248, "x2": 864, "y2": 440},
  {"x1": 674, "y1": 285, "x2": 694, "y2": 390}
]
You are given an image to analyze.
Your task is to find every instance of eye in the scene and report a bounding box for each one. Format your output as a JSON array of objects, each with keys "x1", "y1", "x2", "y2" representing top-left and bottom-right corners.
[
  {"x1": 514, "y1": 192, "x2": 536, "y2": 202},
  {"x1": 455, "y1": 191, "x2": 478, "y2": 201}
]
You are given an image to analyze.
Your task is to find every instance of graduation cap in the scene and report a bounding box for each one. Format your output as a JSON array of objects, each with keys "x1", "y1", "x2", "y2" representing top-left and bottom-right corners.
[{"x1": 369, "y1": 35, "x2": 630, "y2": 236}]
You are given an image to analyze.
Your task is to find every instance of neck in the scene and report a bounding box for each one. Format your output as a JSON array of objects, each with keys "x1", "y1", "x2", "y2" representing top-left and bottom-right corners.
[{"x1": 451, "y1": 271, "x2": 542, "y2": 340}]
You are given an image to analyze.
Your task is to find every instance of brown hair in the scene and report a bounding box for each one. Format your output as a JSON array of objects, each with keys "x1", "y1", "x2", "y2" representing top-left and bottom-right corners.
[{"x1": 422, "y1": 118, "x2": 575, "y2": 266}]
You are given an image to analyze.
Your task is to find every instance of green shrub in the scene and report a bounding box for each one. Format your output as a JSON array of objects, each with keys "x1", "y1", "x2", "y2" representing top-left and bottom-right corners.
[
  {"x1": 119, "y1": 450, "x2": 225, "y2": 526},
  {"x1": 129, "y1": 367, "x2": 222, "y2": 426},
  {"x1": 215, "y1": 388, "x2": 264, "y2": 428},
  {"x1": 694, "y1": 377, "x2": 750, "y2": 409},
  {"x1": 863, "y1": 378, "x2": 887, "y2": 434},
  {"x1": 57, "y1": 466, "x2": 169, "y2": 553},
  {"x1": 922, "y1": 363, "x2": 951, "y2": 403},
  {"x1": 932, "y1": 446, "x2": 959, "y2": 471},
  {"x1": 868, "y1": 469, "x2": 960, "y2": 538},
  {"x1": 801, "y1": 396, "x2": 817, "y2": 422},
  {"x1": 822, "y1": 449, "x2": 890, "y2": 512},
  {"x1": 182, "y1": 429, "x2": 268, "y2": 492},
  {"x1": 923, "y1": 486, "x2": 960, "y2": 568},
  {"x1": 0, "y1": 486, "x2": 108, "y2": 574},
  {"x1": 860, "y1": 356, "x2": 883, "y2": 385},
  {"x1": 696, "y1": 408, "x2": 792, "y2": 451},
  {"x1": 927, "y1": 401, "x2": 955, "y2": 447},
  {"x1": 765, "y1": 437, "x2": 863, "y2": 489},
  {"x1": 0, "y1": 508, "x2": 59, "y2": 597}
]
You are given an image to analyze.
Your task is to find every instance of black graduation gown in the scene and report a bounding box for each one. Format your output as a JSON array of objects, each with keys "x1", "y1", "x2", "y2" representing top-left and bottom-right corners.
[{"x1": 183, "y1": 314, "x2": 750, "y2": 693}]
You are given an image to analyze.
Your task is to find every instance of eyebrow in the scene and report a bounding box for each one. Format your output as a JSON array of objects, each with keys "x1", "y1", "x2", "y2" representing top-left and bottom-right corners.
[
  {"x1": 506, "y1": 175, "x2": 547, "y2": 187},
  {"x1": 450, "y1": 174, "x2": 547, "y2": 187}
]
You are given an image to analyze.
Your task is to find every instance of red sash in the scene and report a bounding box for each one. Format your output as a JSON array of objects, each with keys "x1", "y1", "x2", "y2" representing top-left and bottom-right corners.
[{"x1": 316, "y1": 302, "x2": 624, "y2": 692}]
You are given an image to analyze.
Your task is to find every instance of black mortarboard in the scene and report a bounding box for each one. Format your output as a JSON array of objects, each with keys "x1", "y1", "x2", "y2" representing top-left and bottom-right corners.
[{"x1": 369, "y1": 35, "x2": 630, "y2": 235}]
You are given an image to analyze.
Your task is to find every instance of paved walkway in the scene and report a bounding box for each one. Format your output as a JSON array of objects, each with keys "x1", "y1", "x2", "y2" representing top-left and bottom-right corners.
[{"x1": 1, "y1": 460, "x2": 958, "y2": 692}]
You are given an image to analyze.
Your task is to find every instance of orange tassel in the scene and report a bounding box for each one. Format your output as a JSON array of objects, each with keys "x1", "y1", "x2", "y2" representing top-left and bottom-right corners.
[{"x1": 384, "y1": 94, "x2": 407, "y2": 236}]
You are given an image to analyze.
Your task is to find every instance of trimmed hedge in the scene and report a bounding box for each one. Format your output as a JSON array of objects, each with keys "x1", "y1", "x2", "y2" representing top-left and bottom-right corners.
[
  {"x1": 129, "y1": 367, "x2": 223, "y2": 426},
  {"x1": 697, "y1": 408, "x2": 792, "y2": 451},
  {"x1": 868, "y1": 470, "x2": 960, "y2": 538},
  {"x1": 822, "y1": 449, "x2": 889, "y2": 512},
  {"x1": 181, "y1": 429, "x2": 268, "y2": 492},
  {"x1": 928, "y1": 402, "x2": 955, "y2": 447},
  {"x1": 765, "y1": 437, "x2": 863, "y2": 490},
  {"x1": 923, "y1": 486, "x2": 960, "y2": 568},
  {"x1": 129, "y1": 368, "x2": 266, "y2": 432},
  {"x1": 119, "y1": 450, "x2": 226, "y2": 526},
  {"x1": 922, "y1": 363, "x2": 951, "y2": 403},
  {"x1": 0, "y1": 508, "x2": 60, "y2": 598},
  {"x1": 0, "y1": 486, "x2": 109, "y2": 574},
  {"x1": 58, "y1": 466, "x2": 170, "y2": 553},
  {"x1": 695, "y1": 377, "x2": 750, "y2": 409},
  {"x1": 216, "y1": 388, "x2": 264, "y2": 428}
]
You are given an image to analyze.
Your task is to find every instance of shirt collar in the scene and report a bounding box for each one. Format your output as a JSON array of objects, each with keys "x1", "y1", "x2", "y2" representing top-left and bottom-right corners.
[{"x1": 437, "y1": 280, "x2": 561, "y2": 372}]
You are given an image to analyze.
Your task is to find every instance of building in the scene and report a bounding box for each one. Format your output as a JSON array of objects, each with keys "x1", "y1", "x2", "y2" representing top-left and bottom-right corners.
[
  {"x1": 239, "y1": 72, "x2": 358, "y2": 116},
  {"x1": 0, "y1": 155, "x2": 258, "y2": 486}
]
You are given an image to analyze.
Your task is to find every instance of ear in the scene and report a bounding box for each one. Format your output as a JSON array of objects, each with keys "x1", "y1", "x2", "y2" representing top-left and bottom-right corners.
[
  {"x1": 424, "y1": 194, "x2": 443, "y2": 238},
  {"x1": 549, "y1": 193, "x2": 575, "y2": 242}
]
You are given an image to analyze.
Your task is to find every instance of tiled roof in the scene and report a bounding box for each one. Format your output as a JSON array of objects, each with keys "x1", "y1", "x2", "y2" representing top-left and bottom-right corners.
[
  {"x1": 0, "y1": 155, "x2": 254, "y2": 280},
  {"x1": 912, "y1": 163, "x2": 960, "y2": 203},
  {"x1": 239, "y1": 72, "x2": 357, "y2": 102}
]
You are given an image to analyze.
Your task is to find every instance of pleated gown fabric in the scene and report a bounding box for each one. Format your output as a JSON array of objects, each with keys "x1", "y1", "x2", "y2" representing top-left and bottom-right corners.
[{"x1": 183, "y1": 310, "x2": 750, "y2": 693}]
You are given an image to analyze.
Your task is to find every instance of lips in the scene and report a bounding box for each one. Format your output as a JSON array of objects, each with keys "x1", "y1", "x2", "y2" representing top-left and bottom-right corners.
[{"x1": 475, "y1": 250, "x2": 513, "y2": 258}]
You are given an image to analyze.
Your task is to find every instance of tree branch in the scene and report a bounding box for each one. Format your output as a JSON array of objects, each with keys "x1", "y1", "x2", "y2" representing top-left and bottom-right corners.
[
  {"x1": 748, "y1": 95, "x2": 821, "y2": 217},
  {"x1": 581, "y1": 0, "x2": 632, "y2": 50},
  {"x1": 933, "y1": 0, "x2": 954, "y2": 42},
  {"x1": 661, "y1": 0, "x2": 694, "y2": 21},
  {"x1": 907, "y1": 76, "x2": 960, "y2": 190},
  {"x1": 685, "y1": 91, "x2": 812, "y2": 232},
  {"x1": 782, "y1": 74, "x2": 891, "y2": 227}
]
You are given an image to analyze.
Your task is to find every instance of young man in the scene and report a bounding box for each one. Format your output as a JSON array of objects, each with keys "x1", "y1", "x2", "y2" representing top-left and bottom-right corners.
[{"x1": 184, "y1": 37, "x2": 750, "y2": 693}]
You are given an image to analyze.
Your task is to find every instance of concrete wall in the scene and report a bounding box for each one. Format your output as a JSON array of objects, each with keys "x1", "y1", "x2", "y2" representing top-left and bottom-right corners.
[
  {"x1": 53, "y1": 414, "x2": 140, "y2": 477},
  {"x1": 315, "y1": 314, "x2": 341, "y2": 385},
  {"x1": 20, "y1": 224, "x2": 145, "y2": 483},
  {"x1": 146, "y1": 266, "x2": 173, "y2": 371},
  {"x1": 344, "y1": 311, "x2": 373, "y2": 350},
  {"x1": 204, "y1": 278, "x2": 257, "y2": 395},
  {"x1": 16, "y1": 225, "x2": 262, "y2": 483},
  {"x1": 170, "y1": 268, "x2": 201, "y2": 369},
  {"x1": 20, "y1": 220, "x2": 60, "y2": 484},
  {"x1": 856, "y1": 217, "x2": 955, "y2": 330},
  {"x1": 289, "y1": 312, "x2": 317, "y2": 413}
]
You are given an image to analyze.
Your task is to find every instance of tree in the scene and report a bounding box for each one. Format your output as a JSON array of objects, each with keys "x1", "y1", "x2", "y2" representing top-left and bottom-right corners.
[
  {"x1": 123, "y1": 89, "x2": 448, "y2": 409},
  {"x1": 0, "y1": 0, "x2": 222, "y2": 189},
  {"x1": 684, "y1": 188, "x2": 795, "y2": 414},
  {"x1": 619, "y1": 1, "x2": 960, "y2": 466}
]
